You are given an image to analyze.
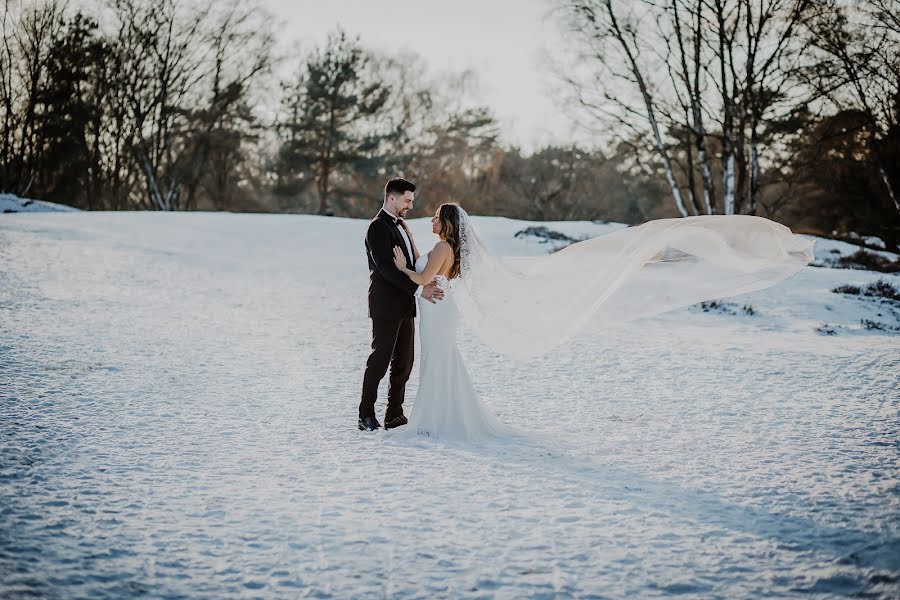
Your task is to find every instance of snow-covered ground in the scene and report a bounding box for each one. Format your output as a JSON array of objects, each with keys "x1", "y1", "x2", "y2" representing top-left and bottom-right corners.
[
  {"x1": 1, "y1": 211, "x2": 898, "y2": 599},
  {"x1": 0, "y1": 193, "x2": 80, "y2": 213},
  {"x1": 810, "y1": 236, "x2": 898, "y2": 268}
]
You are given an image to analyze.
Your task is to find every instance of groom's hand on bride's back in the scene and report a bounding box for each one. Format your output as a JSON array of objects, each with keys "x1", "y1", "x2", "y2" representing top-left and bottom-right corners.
[{"x1": 422, "y1": 281, "x2": 444, "y2": 304}]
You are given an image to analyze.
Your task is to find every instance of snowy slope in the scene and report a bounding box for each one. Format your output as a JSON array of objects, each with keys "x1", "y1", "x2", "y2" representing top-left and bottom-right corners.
[
  {"x1": 1, "y1": 212, "x2": 898, "y2": 599},
  {"x1": 0, "y1": 193, "x2": 80, "y2": 213}
]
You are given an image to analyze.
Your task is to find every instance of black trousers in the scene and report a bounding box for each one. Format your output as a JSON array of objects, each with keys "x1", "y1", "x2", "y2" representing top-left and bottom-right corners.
[{"x1": 359, "y1": 317, "x2": 415, "y2": 419}]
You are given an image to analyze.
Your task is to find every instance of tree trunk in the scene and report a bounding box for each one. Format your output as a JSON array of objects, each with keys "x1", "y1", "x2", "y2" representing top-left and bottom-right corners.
[
  {"x1": 876, "y1": 163, "x2": 899, "y2": 214},
  {"x1": 714, "y1": 0, "x2": 737, "y2": 215},
  {"x1": 317, "y1": 161, "x2": 330, "y2": 215},
  {"x1": 748, "y1": 118, "x2": 761, "y2": 215},
  {"x1": 688, "y1": 0, "x2": 715, "y2": 214},
  {"x1": 698, "y1": 142, "x2": 715, "y2": 214},
  {"x1": 671, "y1": 0, "x2": 706, "y2": 216},
  {"x1": 138, "y1": 149, "x2": 166, "y2": 210},
  {"x1": 604, "y1": 0, "x2": 689, "y2": 217},
  {"x1": 723, "y1": 155, "x2": 736, "y2": 215},
  {"x1": 682, "y1": 121, "x2": 701, "y2": 216}
]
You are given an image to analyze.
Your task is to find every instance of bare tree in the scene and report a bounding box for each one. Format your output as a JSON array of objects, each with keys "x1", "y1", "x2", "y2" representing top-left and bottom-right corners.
[
  {"x1": 563, "y1": 0, "x2": 691, "y2": 216},
  {"x1": 0, "y1": 0, "x2": 17, "y2": 191},
  {"x1": 735, "y1": 0, "x2": 816, "y2": 214},
  {"x1": 0, "y1": 0, "x2": 66, "y2": 195},
  {"x1": 805, "y1": 0, "x2": 900, "y2": 213},
  {"x1": 181, "y1": 1, "x2": 273, "y2": 210},
  {"x1": 671, "y1": 0, "x2": 715, "y2": 214},
  {"x1": 108, "y1": 0, "x2": 212, "y2": 210},
  {"x1": 104, "y1": 0, "x2": 272, "y2": 211},
  {"x1": 559, "y1": 0, "x2": 816, "y2": 216},
  {"x1": 495, "y1": 145, "x2": 610, "y2": 221}
]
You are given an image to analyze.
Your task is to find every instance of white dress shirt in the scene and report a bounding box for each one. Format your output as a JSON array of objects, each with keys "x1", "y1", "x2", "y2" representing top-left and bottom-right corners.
[{"x1": 384, "y1": 208, "x2": 422, "y2": 298}]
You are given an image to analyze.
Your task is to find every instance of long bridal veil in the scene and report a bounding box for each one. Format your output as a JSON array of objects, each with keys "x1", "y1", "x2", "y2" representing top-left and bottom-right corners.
[{"x1": 452, "y1": 208, "x2": 814, "y2": 361}]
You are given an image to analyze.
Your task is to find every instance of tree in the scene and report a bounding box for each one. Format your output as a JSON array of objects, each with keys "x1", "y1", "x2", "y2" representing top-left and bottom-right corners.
[
  {"x1": 277, "y1": 29, "x2": 391, "y2": 215},
  {"x1": 179, "y1": 1, "x2": 272, "y2": 211},
  {"x1": 786, "y1": 108, "x2": 900, "y2": 251},
  {"x1": 105, "y1": 0, "x2": 271, "y2": 211},
  {"x1": 804, "y1": 0, "x2": 900, "y2": 214},
  {"x1": 493, "y1": 145, "x2": 600, "y2": 221},
  {"x1": 558, "y1": 0, "x2": 817, "y2": 216},
  {"x1": 0, "y1": 0, "x2": 66, "y2": 196},
  {"x1": 561, "y1": 0, "x2": 691, "y2": 216},
  {"x1": 108, "y1": 0, "x2": 213, "y2": 210},
  {"x1": 37, "y1": 11, "x2": 108, "y2": 209}
]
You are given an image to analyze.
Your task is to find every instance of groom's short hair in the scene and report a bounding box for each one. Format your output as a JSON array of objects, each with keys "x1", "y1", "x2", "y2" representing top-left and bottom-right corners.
[{"x1": 385, "y1": 177, "x2": 416, "y2": 200}]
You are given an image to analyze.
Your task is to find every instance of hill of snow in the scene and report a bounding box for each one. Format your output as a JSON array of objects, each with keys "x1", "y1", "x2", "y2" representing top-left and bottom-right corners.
[
  {"x1": 0, "y1": 193, "x2": 80, "y2": 213},
  {"x1": 1, "y1": 211, "x2": 897, "y2": 598}
]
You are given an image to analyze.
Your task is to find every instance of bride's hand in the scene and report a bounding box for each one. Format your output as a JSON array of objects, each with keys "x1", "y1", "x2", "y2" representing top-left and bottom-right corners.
[{"x1": 392, "y1": 246, "x2": 407, "y2": 270}]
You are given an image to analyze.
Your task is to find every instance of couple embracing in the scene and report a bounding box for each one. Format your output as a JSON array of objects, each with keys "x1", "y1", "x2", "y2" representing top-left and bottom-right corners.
[
  {"x1": 359, "y1": 177, "x2": 510, "y2": 441},
  {"x1": 358, "y1": 177, "x2": 815, "y2": 442}
]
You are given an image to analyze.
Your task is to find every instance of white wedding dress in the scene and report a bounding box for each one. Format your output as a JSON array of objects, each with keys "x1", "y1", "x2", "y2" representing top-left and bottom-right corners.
[
  {"x1": 401, "y1": 253, "x2": 517, "y2": 442},
  {"x1": 392, "y1": 206, "x2": 813, "y2": 442}
]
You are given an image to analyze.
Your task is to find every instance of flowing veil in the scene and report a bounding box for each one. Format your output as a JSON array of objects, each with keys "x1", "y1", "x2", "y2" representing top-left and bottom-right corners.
[{"x1": 452, "y1": 207, "x2": 815, "y2": 361}]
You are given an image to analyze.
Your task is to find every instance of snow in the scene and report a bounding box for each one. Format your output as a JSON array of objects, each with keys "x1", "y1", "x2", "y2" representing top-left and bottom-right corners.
[
  {"x1": 810, "y1": 236, "x2": 898, "y2": 266},
  {"x1": 845, "y1": 231, "x2": 888, "y2": 250},
  {"x1": 1, "y1": 211, "x2": 898, "y2": 598},
  {"x1": 0, "y1": 193, "x2": 80, "y2": 213}
]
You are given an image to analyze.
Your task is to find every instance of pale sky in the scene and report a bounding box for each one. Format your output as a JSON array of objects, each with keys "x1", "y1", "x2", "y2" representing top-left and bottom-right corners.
[{"x1": 259, "y1": 0, "x2": 579, "y2": 151}]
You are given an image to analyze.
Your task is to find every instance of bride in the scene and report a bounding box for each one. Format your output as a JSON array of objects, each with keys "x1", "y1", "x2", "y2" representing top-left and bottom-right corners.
[
  {"x1": 390, "y1": 202, "x2": 814, "y2": 442},
  {"x1": 390, "y1": 203, "x2": 518, "y2": 441}
]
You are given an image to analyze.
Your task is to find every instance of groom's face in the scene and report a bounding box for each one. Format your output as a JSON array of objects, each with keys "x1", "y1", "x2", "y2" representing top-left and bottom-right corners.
[{"x1": 390, "y1": 191, "x2": 414, "y2": 218}]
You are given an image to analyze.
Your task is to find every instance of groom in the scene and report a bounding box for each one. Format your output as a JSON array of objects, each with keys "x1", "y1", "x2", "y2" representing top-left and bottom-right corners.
[{"x1": 359, "y1": 177, "x2": 444, "y2": 431}]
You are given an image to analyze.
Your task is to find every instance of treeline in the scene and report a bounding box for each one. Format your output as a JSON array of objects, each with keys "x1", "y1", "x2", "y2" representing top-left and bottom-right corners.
[
  {"x1": 560, "y1": 0, "x2": 900, "y2": 249},
  {"x1": 1, "y1": 0, "x2": 275, "y2": 211},
  {"x1": 0, "y1": 0, "x2": 670, "y2": 223},
  {"x1": 1, "y1": 0, "x2": 898, "y2": 250}
]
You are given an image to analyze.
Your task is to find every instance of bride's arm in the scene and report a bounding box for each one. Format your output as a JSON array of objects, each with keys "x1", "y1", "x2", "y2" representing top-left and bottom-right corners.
[{"x1": 393, "y1": 242, "x2": 451, "y2": 286}]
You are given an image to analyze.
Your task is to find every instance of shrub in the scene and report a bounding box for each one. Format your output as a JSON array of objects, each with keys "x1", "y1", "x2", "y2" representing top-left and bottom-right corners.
[
  {"x1": 695, "y1": 300, "x2": 756, "y2": 316},
  {"x1": 835, "y1": 250, "x2": 900, "y2": 273},
  {"x1": 860, "y1": 319, "x2": 900, "y2": 332},
  {"x1": 514, "y1": 226, "x2": 577, "y2": 243},
  {"x1": 863, "y1": 279, "x2": 900, "y2": 301},
  {"x1": 832, "y1": 284, "x2": 861, "y2": 295},
  {"x1": 832, "y1": 279, "x2": 899, "y2": 301}
]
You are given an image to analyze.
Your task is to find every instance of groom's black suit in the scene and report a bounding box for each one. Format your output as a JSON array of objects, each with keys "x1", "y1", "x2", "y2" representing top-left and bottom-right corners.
[{"x1": 360, "y1": 209, "x2": 418, "y2": 421}]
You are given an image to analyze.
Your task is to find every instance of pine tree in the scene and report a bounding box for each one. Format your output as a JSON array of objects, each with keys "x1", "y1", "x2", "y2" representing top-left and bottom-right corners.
[
  {"x1": 278, "y1": 29, "x2": 391, "y2": 215},
  {"x1": 38, "y1": 12, "x2": 107, "y2": 209}
]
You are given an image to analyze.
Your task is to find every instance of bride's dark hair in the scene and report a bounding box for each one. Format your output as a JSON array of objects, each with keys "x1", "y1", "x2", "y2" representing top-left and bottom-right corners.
[{"x1": 437, "y1": 202, "x2": 462, "y2": 279}]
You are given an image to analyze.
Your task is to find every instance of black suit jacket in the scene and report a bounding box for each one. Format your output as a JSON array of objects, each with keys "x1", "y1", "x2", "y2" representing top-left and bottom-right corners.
[{"x1": 366, "y1": 209, "x2": 418, "y2": 320}]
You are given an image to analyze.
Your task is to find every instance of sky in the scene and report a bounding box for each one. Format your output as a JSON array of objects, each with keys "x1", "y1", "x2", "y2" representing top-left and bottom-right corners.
[{"x1": 259, "y1": 0, "x2": 580, "y2": 152}]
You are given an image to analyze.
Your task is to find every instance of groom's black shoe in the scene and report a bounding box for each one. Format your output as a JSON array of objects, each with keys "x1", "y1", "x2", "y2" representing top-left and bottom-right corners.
[
  {"x1": 384, "y1": 414, "x2": 408, "y2": 430},
  {"x1": 358, "y1": 415, "x2": 382, "y2": 431}
]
